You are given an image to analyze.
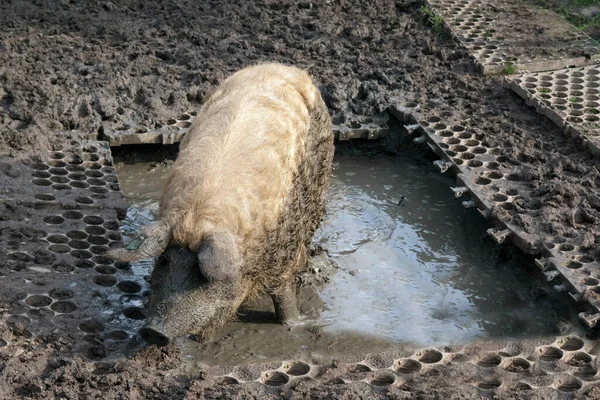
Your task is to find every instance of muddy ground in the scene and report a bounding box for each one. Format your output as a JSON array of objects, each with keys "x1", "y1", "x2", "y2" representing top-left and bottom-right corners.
[
  {"x1": 0, "y1": 0, "x2": 437, "y2": 154},
  {"x1": 2, "y1": 0, "x2": 600, "y2": 398}
]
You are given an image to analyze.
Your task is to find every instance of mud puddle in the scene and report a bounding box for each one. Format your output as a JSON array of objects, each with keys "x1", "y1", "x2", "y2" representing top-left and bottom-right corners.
[{"x1": 115, "y1": 154, "x2": 579, "y2": 366}]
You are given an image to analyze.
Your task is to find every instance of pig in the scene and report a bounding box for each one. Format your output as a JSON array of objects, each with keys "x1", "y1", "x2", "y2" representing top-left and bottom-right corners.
[{"x1": 107, "y1": 63, "x2": 334, "y2": 345}]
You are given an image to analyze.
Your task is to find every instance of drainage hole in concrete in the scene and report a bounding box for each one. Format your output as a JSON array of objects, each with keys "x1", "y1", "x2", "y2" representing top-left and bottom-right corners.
[
  {"x1": 261, "y1": 371, "x2": 289, "y2": 386},
  {"x1": 416, "y1": 349, "x2": 443, "y2": 364},
  {"x1": 25, "y1": 295, "x2": 52, "y2": 307},
  {"x1": 537, "y1": 346, "x2": 563, "y2": 361},
  {"x1": 394, "y1": 359, "x2": 421, "y2": 374},
  {"x1": 94, "y1": 276, "x2": 117, "y2": 287},
  {"x1": 283, "y1": 361, "x2": 310, "y2": 376},
  {"x1": 51, "y1": 301, "x2": 77, "y2": 314},
  {"x1": 370, "y1": 373, "x2": 395, "y2": 386},
  {"x1": 123, "y1": 307, "x2": 146, "y2": 320}
]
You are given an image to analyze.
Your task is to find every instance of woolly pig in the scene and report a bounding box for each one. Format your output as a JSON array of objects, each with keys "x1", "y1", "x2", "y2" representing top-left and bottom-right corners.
[{"x1": 107, "y1": 63, "x2": 334, "y2": 345}]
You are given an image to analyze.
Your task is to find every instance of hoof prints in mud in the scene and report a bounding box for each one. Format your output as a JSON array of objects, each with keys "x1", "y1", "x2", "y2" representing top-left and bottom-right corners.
[
  {"x1": 207, "y1": 337, "x2": 598, "y2": 394},
  {"x1": 390, "y1": 104, "x2": 600, "y2": 327},
  {"x1": 507, "y1": 66, "x2": 600, "y2": 156},
  {"x1": 426, "y1": 0, "x2": 600, "y2": 74},
  {"x1": 104, "y1": 110, "x2": 390, "y2": 146}
]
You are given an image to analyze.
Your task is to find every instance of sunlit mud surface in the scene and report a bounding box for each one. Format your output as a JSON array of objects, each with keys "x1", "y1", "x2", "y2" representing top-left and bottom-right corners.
[{"x1": 115, "y1": 155, "x2": 578, "y2": 365}]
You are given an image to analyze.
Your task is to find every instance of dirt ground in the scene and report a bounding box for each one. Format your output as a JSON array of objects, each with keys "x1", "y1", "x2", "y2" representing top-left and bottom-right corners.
[
  {"x1": 0, "y1": 0, "x2": 437, "y2": 154},
  {"x1": 2, "y1": 0, "x2": 600, "y2": 398},
  {"x1": 531, "y1": 0, "x2": 600, "y2": 41}
]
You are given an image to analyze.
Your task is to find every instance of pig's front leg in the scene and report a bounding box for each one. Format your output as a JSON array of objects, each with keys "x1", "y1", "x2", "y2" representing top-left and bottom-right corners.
[{"x1": 271, "y1": 282, "x2": 299, "y2": 324}]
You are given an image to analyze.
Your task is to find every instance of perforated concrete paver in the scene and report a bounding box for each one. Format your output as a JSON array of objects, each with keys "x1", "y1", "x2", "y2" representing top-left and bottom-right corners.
[
  {"x1": 102, "y1": 111, "x2": 196, "y2": 146},
  {"x1": 13, "y1": 140, "x2": 127, "y2": 219},
  {"x1": 104, "y1": 111, "x2": 389, "y2": 146},
  {"x1": 334, "y1": 123, "x2": 389, "y2": 141},
  {"x1": 0, "y1": 141, "x2": 147, "y2": 359},
  {"x1": 193, "y1": 334, "x2": 600, "y2": 397},
  {"x1": 506, "y1": 65, "x2": 600, "y2": 155},
  {"x1": 425, "y1": 0, "x2": 600, "y2": 74},
  {"x1": 390, "y1": 103, "x2": 600, "y2": 328}
]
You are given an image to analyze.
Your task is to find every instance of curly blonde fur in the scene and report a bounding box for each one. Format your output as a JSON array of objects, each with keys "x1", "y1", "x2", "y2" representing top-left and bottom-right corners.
[
  {"x1": 111, "y1": 63, "x2": 334, "y2": 344},
  {"x1": 161, "y1": 64, "x2": 324, "y2": 255}
]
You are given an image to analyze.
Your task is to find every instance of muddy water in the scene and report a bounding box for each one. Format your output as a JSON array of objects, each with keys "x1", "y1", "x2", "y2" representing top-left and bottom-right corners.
[{"x1": 115, "y1": 155, "x2": 578, "y2": 365}]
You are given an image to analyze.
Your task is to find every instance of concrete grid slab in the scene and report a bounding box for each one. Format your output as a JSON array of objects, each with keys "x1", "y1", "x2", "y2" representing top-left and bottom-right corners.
[
  {"x1": 0, "y1": 140, "x2": 148, "y2": 359},
  {"x1": 505, "y1": 65, "x2": 600, "y2": 155},
  {"x1": 197, "y1": 336, "x2": 600, "y2": 395},
  {"x1": 425, "y1": 0, "x2": 600, "y2": 74},
  {"x1": 2, "y1": 140, "x2": 127, "y2": 219},
  {"x1": 104, "y1": 111, "x2": 389, "y2": 146},
  {"x1": 390, "y1": 103, "x2": 600, "y2": 329}
]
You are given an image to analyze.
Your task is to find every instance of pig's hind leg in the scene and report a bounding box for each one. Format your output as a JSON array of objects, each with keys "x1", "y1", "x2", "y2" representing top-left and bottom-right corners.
[
  {"x1": 270, "y1": 246, "x2": 306, "y2": 324},
  {"x1": 271, "y1": 282, "x2": 299, "y2": 324}
]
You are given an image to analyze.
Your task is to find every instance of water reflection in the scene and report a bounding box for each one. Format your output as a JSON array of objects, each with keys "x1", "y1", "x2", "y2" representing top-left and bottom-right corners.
[
  {"x1": 316, "y1": 156, "x2": 575, "y2": 346},
  {"x1": 116, "y1": 154, "x2": 576, "y2": 354}
]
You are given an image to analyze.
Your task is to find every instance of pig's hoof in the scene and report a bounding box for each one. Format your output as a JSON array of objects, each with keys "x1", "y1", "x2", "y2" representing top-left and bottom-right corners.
[
  {"x1": 281, "y1": 317, "x2": 305, "y2": 329},
  {"x1": 139, "y1": 327, "x2": 170, "y2": 346}
]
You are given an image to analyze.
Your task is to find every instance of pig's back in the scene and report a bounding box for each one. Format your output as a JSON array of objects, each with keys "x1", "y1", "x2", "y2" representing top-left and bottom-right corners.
[{"x1": 160, "y1": 64, "x2": 321, "y2": 252}]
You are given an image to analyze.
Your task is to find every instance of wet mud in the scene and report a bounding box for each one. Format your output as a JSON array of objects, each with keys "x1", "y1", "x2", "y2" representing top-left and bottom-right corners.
[
  {"x1": 1, "y1": 0, "x2": 600, "y2": 398},
  {"x1": 114, "y1": 151, "x2": 581, "y2": 367}
]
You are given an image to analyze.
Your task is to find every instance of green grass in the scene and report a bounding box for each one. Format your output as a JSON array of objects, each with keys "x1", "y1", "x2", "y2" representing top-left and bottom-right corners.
[
  {"x1": 537, "y1": 87, "x2": 552, "y2": 93},
  {"x1": 420, "y1": 5, "x2": 435, "y2": 20},
  {"x1": 431, "y1": 14, "x2": 446, "y2": 35},
  {"x1": 534, "y1": 0, "x2": 600, "y2": 32},
  {"x1": 558, "y1": 6, "x2": 600, "y2": 30},
  {"x1": 503, "y1": 61, "x2": 517, "y2": 75},
  {"x1": 567, "y1": 0, "x2": 599, "y2": 7},
  {"x1": 420, "y1": 6, "x2": 447, "y2": 36}
]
